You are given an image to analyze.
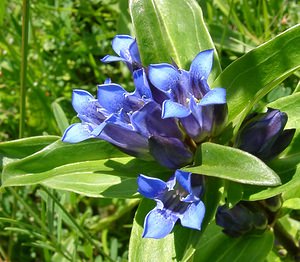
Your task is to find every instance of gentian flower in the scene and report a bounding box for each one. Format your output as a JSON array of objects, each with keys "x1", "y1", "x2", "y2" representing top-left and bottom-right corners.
[
  {"x1": 101, "y1": 35, "x2": 142, "y2": 72},
  {"x1": 137, "y1": 170, "x2": 205, "y2": 239},
  {"x1": 234, "y1": 108, "x2": 296, "y2": 161},
  {"x1": 62, "y1": 69, "x2": 193, "y2": 168},
  {"x1": 216, "y1": 202, "x2": 268, "y2": 237},
  {"x1": 148, "y1": 49, "x2": 228, "y2": 143}
]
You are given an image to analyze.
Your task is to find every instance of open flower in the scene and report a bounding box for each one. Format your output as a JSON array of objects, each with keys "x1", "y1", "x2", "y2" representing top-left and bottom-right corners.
[
  {"x1": 101, "y1": 35, "x2": 142, "y2": 72},
  {"x1": 234, "y1": 108, "x2": 296, "y2": 161},
  {"x1": 137, "y1": 170, "x2": 205, "y2": 239},
  {"x1": 62, "y1": 69, "x2": 193, "y2": 168},
  {"x1": 148, "y1": 49, "x2": 227, "y2": 143}
]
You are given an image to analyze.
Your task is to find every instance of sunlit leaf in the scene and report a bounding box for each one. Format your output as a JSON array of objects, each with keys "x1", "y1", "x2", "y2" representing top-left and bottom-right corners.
[{"x1": 183, "y1": 142, "x2": 281, "y2": 186}]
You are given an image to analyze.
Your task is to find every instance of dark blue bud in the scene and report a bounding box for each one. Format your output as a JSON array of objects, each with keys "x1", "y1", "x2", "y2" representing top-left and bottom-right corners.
[
  {"x1": 216, "y1": 202, "x2": 268, "y2": 237},
  {"x1": 235, "y1": 108, "x2": 295, "y2": 161},
  {"x1": 259, "y1": 195, "x2": 283, "y2": 213}
]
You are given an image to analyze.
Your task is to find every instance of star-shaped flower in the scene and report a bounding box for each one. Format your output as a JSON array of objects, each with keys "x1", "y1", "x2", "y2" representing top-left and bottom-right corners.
[{"x1": 137, "y1": 170, "x2": 205, "y2": 239}]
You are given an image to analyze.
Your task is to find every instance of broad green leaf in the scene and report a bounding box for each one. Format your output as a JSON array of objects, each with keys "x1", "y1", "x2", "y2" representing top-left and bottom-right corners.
[
  {"x1": 129, "y1": 177, "x2": 223, "y2": 261},
  {"x1": 194, "y1": 223, "x2": 274, "y2": 262},
  {"x1": 1, "y1": 139, "x2": 169, "y2": 198},
  {"x1": 242, "y1": 164, "x2": 300, "y2": 201},
  {"x1": 183, "y1": 142, "x2": 281, "y2": 186},
  {"x1": 3, "y1": 157, "x2": 163, "y2": 198},
  {"x1": 130, "y1": 0, "x2": 221, "y2": 81},
  {"x1": 237, "y1": 138, "x2": 300, "y2": 201},
  {"x1": 282, "y1": 198, "x2": 300, "y2": 210},
  {"x1": 2, "y1": 139, "x2": 126, "y2": 177},
  {"x1": 0, "y1": 136, "x2": 59, "y2": 159},
  {"x1": 267, "y1": 92, "x2": 300, "y2": 130},
  {"x1": 213, "y1": 25, "x2": 300, "y2": 130}
]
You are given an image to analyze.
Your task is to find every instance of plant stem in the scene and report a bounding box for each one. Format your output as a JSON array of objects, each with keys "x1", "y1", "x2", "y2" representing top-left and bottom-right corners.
[
  {"x1": 19, "y1": 0, "x2": 30, "y2": 138},
  {"x1": 274, "y1": 221, "x2": 300, "y2": 259}
]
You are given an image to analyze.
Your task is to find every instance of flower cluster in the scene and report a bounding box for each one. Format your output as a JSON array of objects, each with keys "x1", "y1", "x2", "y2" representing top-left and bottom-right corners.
[
  {"x1": 216, "y1": 109, "x2": 295, "y2": 237},
  {"x1": 62, "y1": 35, "x2": 228, "y2": 238}
]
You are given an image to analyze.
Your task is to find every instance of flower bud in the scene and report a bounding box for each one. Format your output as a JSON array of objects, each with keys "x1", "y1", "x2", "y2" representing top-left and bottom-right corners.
[
  {"x1": 235, "y1": 108, "x2": 295, "y2": 161},
  {"x1": 216, "y1": 202, "x2": 268, "y2": 237}
]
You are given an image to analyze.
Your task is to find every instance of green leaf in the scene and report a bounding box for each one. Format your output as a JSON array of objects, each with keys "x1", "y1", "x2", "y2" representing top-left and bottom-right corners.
[
  {"x1": 213, "y1": 25, "x2": 300, "y2": 129},
  {"x1": 183, "y1": 142, "x2": 281, "y2": 186},
  {"x1": 0, "y1": 136, "x2": 59, "y2": 159},
  {"x1": 241, "y1": 164, "x2": 300, "y2": 201},
  {"x1": 282, "y1": 198, "x2": 300, "y2": 210},
  {"x1": 129, "y1": 177, "x2": 223, "y2": 261},
  {"x1": 267, "y1": 92, "x2": 300, "y2": 130},
  {"x1": 1, "y1": 139, "x2": 170, "y2": 198},
  {"x1": 51, "y1": 101, "x2": 69, "y2": 135},
  {"x1": 236, "y1": 138, "x2": 300, "y2": 201},
  {"x1": 194, "y1": 223, "x2": 274, "y2": 262},
  {"x1": 130, "y1": 0, "x2": 221, "y2": 81}
]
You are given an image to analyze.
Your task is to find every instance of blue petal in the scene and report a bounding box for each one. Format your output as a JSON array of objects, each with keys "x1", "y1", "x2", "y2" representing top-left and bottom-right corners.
[
  {"x1": 190, "y1": 49, "x2": 214, "y2": 81},
  {"x1": 175, "y1": 170, "x2": 193, "y2": 194},
  {"x1": 62, "y1": 123, "x2": 92, "y2": 143},
  {"x1": 100, "y1": 123, "x2": 150, "y2": 158},
  {"x1": 128, "y1": 39, "x2": 141, "y2": 63},
  {"x1": 199, "y1": 88, "x2": 226, "y2": 106},
  {"x1": 111, "y1": 35, "x2": 135, "y2": 56},
  {"x1": 72, "y1": 89, "x2": 95, "y2": 114},
  {"x1": 142, "y1": 208, "x2": 178, "y2": 239},
  {"x1": 137, "y1": 175, "x2": 167, "y2": 199},
  {"x1": 100, "y1": 55, "x2": 126, "y2": 63},
  {"x1": 97, "y1": 84, "x2": 126, "y2": 113},
  {"x1": 148, "y1": 63, "x2": 180, "y2": 93},
  {"x1": 162, "y1": 100, "x2": 191, "y2": 118},
  {"x1": 133, "y1": 69, "x2": 152, "y2": 99},
  {"x1": 131, "y1": 101, "x2": 183, "y2": 139},
  {"x1": 180, "y1": 201, "x2": 205, "y2": 230},
  {"x1": 149, "y1": 136, "x2": 193, "y2": 169}
]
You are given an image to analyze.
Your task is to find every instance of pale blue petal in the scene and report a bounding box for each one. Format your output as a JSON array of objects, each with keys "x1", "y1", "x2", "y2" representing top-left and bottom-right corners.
[
  {"x1": 162, "y1": 100, "x2": 191, "y2": 119},
  {"x1": 175, "y1": 170, "x2": 193, "y2": 194},
  {"x1": 72, "y1": 89, "x2": 94, "y2": 114},
  {"x1": 97, "y1": 84, "x2": 126, "y2": 113},
  {"x1": 137, "y1": 175, "x2": 167, "y2": 199},
  {"x1": 148, "y1": 63, "x2": 180, "y2": 93},
  {"x1": 190, "y1": 49, "x2": 214, "y2": 81},
  {"x1": 100, "y1": 55, "x2": 126, "y2": 63},
  {"x1": 199, "y1": 88, "x2": 226, "y2": 106},
  {"x1": 142, "y1": 208, "x2": 178, "y2": 239},
  {"x1": 104, "y1": 78, "x2": 111, "y2": 84},
  {"x1": 180, "y1": 201, "x2": 205, "y2": 230},
  {"x1": 62, "y1": 123, "x2": 92, "y2": 143},
  {"x1": 111, "y1": 35, "x2": 135, "y2": 56}
]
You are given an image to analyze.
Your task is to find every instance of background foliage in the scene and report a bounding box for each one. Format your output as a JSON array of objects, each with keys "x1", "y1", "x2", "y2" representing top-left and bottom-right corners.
[{"x1": 0, "y1": 0, "x2": 299, "y2": 261}]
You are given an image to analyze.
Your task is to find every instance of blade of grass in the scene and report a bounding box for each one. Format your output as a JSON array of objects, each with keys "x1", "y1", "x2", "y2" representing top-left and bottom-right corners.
[
  {"x1": 41, "y1": 185, "x2": 114, "y2": 262},
  {"x1": 19, "y1": 0, "x2": 30, "y2": 138}
]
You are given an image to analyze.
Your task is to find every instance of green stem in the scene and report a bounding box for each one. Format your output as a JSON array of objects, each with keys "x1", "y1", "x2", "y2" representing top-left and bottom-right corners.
[
  {"x1": 274, "y1": 221, "x2": 300, "y2": 259},
  {"x1": 19, "y1": 0, "x2": 30, "y2": 138}
]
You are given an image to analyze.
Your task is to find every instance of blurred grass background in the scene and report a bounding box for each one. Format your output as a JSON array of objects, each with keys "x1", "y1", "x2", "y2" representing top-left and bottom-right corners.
[{"x1": 0, "y1": 0, "x2": 299, "y2": 261}]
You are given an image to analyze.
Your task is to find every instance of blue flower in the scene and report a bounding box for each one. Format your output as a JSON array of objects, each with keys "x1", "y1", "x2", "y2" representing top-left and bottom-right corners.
[
  {"x1": 101, "y1": 35, "x2": 142, "y2": 72},
  {"x1": 234, "y1": 108, "x2": 296, "y2": 161},
  {"x1": 137, "y1": 170, "x2": 205, "y2": 239},
  {"x1": 62, "y1": 69, "x2": 193, "y2": 168},
  {"x1": 148, "y1": 49, "x2": 227, "y2": 143}
]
